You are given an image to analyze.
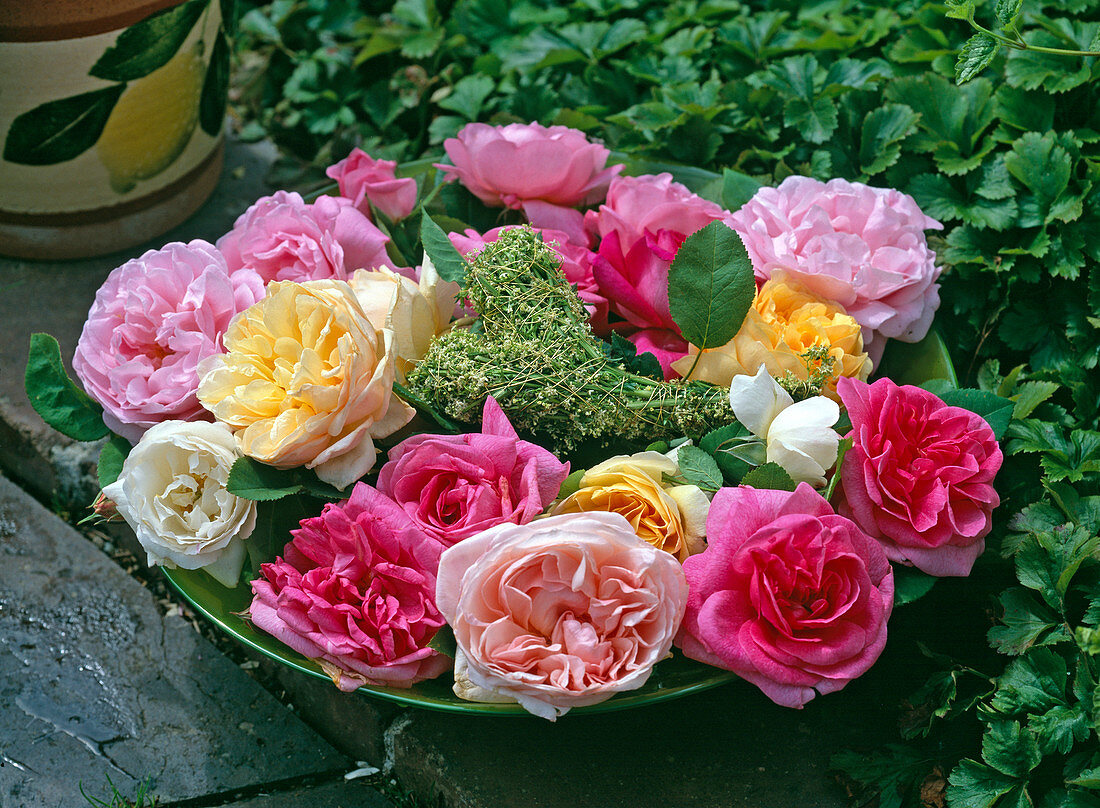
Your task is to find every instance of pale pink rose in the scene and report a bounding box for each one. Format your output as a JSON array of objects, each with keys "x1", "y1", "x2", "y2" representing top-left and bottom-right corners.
[
  {"x1": 729, "y1": 176, "x2": 943, "y2": 365},
  {"x1": 377, "y1": 397, "x2": 569, "y2": 546},
  {"x1": 585, "y1": 174, "x2": 735, "y2": 377},
  {"x1": 585, "y1": 173, "x2": 733, "y2": 259},
  {"x1": 435, "y1": 511, "x2": 688, "y2": 720},
  {"x1": 676, "y1": 483, "x2": 893, "y2": 708},
  {"x1": 249, "y1": 483, "x2": 450, "y2": 691},
  {"x1": 73, "y1": 240, "x2": 265, "y2": 443},
  {"x1": 437, "y1": 123, "x2": 621, "y2": 240},
  {"x1": 837, "y1": 377, "x2": 1002, "y2": 577},
  {"x1": 449, "y1": 226, "x2": 608, "y2": 332},
  {"x1": 326, "y1": 148, "x2": 418, "y2": 222},
  {"x1": 217, "y1": 191, "x2": 391, "y2": 284}
]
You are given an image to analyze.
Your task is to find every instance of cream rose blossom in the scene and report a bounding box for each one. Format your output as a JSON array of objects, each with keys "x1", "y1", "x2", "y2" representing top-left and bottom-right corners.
[
  {"x1": 102, "y1": 420, "x2": 257, "y2": 587},
  {"x1": 197, "y1": 279, "x2": 415, "y2": 490},
  {"x1": 347, "y1": 257, "x2": 459, "y2": 378}
]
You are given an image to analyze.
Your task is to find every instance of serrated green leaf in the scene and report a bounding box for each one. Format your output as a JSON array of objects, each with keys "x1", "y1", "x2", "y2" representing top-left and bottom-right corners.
[
  {"x1": 992, "y1": 648, "x2": 1068, "y2": 715},
  {"x1": 97, "y1": 435, "x2": 132, "y2": 489},
  {"x1": 401, "y1": 27, "x2": 445, "y2": 60},
  {"x1": 603, "y1": 332, "x2": 663, "y2": 380},
  {"x1": 437, "y1": 74, "x2": 495, "y2": 121},
  {"x1": 90, "y1": 0, "x2": 207, "y2": 81},
  {"x1": 700, "y1": 423, "x2": 754, "y2": 484},
  {"x1": 945, "y1": 0, "x2": 977, "y2": 20},
  {"x1": 24, "y1": 333, "x2": 108, "y2": 441},
  {"x1": 956, "y1": 33, "x2": 1000, "y2": 84},
  {"x1": 859, "y1": 104, "x2": 920, "y2": 176},
  {"x1": 4, "y1": 85, "x2": 126, "y2": 165},
  {"x1": 1006, "y1": 35, "x2": 1092, "y2": 94},
  {"x1": 226, "y1": 457, "x2": 348, "y2": 502},
  {"x1": 1067, "y1": 767, "x2": 1100, "y2": 789},
  {"x1": 675, "y1": 445, "x2": 723, "y2": 492},
  {"x1": 199, "y1": 29, "x2": 230, "y2": 136},
  {"x1": 947, "y1": 759, "x2": 1019, "y2": 808},
  {"x1": 741, "y1": 462, "x2": 797, "y2": 491},
  {"x1": 1013, "y1": 382, "x2": 1060, "y2": 419},
  {"x1": 1015, "y1": 536, "x2": 1060, "y2": 609},
  {"x1": 784, "y1": 95, "x2": 838, "y2": 144},
  {"x1": 1029, "y1": 705, "x2": 1090, "y2": 755},
  {"x1": 988, "y1": 588, "x2": 1072, "y2": 655},
  {"x1": 994, "y1": 0, "x2": 1023, "y2": 29},
  {"x1": 983, "y1": 720, "x2": 1041, "y2": 778},
  {"x1": 668, "y1": 221, "x2": 756, "y2": 352},
  {"x1": 420, "y1": 212, "x2": 468, "y2": 284}
]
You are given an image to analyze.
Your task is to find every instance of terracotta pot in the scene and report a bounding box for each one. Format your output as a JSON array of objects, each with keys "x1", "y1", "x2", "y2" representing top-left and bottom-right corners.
[{"x1": 0, "y1": 0, "x2": 232, "y2": 259}]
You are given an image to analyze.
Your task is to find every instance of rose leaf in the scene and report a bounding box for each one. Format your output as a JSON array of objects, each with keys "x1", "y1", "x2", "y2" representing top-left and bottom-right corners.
[{"x1": 24, "y1": 333, "x2": 108, "y2": 441}]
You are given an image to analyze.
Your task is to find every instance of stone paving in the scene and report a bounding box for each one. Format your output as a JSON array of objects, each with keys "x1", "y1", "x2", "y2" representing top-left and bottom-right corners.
[{"x1": 0, "y1": 136, "x2": 986, "y2": 808}]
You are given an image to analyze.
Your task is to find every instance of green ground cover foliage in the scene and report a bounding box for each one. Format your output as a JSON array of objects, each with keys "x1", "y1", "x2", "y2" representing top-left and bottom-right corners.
[{"x1": 231, "y1": 2, "x2": 1100, "y2": 805}]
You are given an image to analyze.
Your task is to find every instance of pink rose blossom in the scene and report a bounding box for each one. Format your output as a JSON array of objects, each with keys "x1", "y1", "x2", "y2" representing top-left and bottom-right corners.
[
  {"x1": 585, "y1": 174, "x2": 735, "y2": 377},
  {"x1": 217, "y1": 191, "x2": 391, "y2": 284},
  {"x1": 377, "y1": 397, "x2": 569, "y2": 546},
  {"x1": 837, "y1": 377, "x2": 1002, "y2": 577},
  {"x1": 435, "y1": 511, "x2": 688, "y2": 720},
  {"x1": 73, "y1": 240, "x2": 265, "y2": 443},
  {"x1": 249, "y1": 483, "x2": 450, "y2": 691},
  {"x1": 437, "y1": 122, "x2": 622, "y2": 243},
  {"x1": 676, "y1": 483, "x2": 893, "y2": 708},
  {"x1": 326, "y1": 148, "x2": 418, "y2": 222},
  {"x1": 449, "y1": 226, "x2": 608, "y2": 332},
  {"x1": 729, "y1": 176, "x2": 943, "y2": 365}
]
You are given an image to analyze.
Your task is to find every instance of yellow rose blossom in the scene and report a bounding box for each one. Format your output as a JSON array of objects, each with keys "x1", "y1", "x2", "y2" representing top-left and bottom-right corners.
[
  {"x1": 552, "y1": 451, "x2": 709, "y2": 562},
  {"x1": 348, "y1": 256, "x2": 459, "y2": 380},
  {"x1": 197, "y1": 279, "x2": 415, "y2": 490},
  {"x1": 671, "y1": 272, "x2": 871, "y2": 400}
]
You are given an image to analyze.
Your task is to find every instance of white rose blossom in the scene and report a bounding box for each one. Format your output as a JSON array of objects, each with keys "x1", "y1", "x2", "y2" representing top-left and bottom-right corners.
[
  {"x1": 729, "y1": 366, "x2": 841, "y2": 487},
  {"x1": 102, "y1": 420, "x2": 257, "y2": 587}
]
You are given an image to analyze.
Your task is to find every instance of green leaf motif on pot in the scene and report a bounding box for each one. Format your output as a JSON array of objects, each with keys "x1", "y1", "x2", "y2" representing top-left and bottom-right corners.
[
  {"x1": 3, "y1": 85, "x2": 126, "y2": 166},
  {"x1": 668, "y1": 220, "x2": 755, "y2": 353},
  {"x1": 200, "y1": 29, "x2": 231, "y2": 136},
  {"x1": 24, "y1": 333, "x2": 108, "y2": 442},
  {"x1": 90, "y1": 0, "x2": 208, "y2": 82}
]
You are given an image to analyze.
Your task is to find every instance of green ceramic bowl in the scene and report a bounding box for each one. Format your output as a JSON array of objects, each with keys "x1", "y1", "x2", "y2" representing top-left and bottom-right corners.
[{"x1": 162, "y1": 330, "x2": 957, "y2": 716}]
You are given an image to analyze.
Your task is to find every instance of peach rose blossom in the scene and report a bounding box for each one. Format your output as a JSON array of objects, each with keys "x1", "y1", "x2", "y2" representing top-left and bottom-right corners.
[
  {"x1": 552, "y1": 451, "x2": 709, "y2": 562},
  {"x1": 197, "y1": 279, "x2": 414, "y2": 489},
  {"x1": 671, "y1": 272, "x2": 871, "y2": 401},
  {"x1": 435, "y1": 512, "x2": 688, "y2": 720}
]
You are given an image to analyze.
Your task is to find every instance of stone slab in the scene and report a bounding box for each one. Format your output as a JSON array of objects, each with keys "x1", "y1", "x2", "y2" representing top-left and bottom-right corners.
[
  {"x1": 0, "y1": 137, "x2": 279, "y2": 508},
  {"x1": 0, "y1": 472, "x2": 362, "y2": 807}
]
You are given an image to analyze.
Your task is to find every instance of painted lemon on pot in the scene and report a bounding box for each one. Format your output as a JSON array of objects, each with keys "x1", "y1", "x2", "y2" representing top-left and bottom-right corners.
[{"x1": 96, "y1": 43, "x2": 205, "y2": 194}]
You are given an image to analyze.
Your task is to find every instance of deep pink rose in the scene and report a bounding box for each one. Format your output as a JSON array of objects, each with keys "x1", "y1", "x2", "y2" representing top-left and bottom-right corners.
[
  {"x1": 73, "y1": 240, "x2": 265, "y2": 443},
  {"x1": 676, "y1": 484, "x2": 893, "y2": 708},
  {"x1": 377, "y1": 397, "x2": 569, "y2": 546},
  {"x1": 326, "y1": 148, "x2": 418, "y2": 222},
  {"x1": 437, "y1": 122, "x2": 621, "y2": 244},
  {"x1": 729, "y1": 176, "x2": 943, "y2": 365},
  {"x1": 585, "y1": 174, "x2": 734, "y2": 377},
  {"x1": 217, "y1": 191, "x2": 391, "y2": 284},
  {"x1": 249, "y1": 483, "x2": 450, "y2": 691},
  {"x1": 837, "y1": 377, "x2": 1002, "y2": 577},
  {"x1": 449, "y1": 226, "x2": 608, "y2": 332},
  {"x1": 435, "y1": 511, "x2": 688, "y2": 720}
]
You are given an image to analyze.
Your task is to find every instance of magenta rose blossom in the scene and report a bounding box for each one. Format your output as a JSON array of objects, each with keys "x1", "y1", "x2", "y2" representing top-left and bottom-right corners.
[
  {"x1": 730, "y1": 176, "x2": 943, "y2": 365},
  {"x1": 585, "y1": 174, "x2": 734, "y2": 375},
  {"x1": 677, "y1": 483, "x2": 893, "y2": 709},
  {"x1": 377, "y1": 397, "x2": 569, "y2": 546},
  {"x1": 217, "y1": 191, "x2": 391, "y2": 284},
  {"x1": 837, "y1": 377, "x2": 1002, "y2": 577},
  {"x1": 326, "y1": 148, "x2": 418, "y2": 222},
  {"x1": 73, "y1": 240, "x2": 265, "y2": 443},
  {"x1": 249, "y1": 483, "x2": 450, "y2": 691},
  {"x1": 435, "y1": 511, "x2": 688, "y2": 720},
  {"x1": 438, "y1": 122, "x2": 621, "y2": 245},
  {"x1": 449, "y1": 226, "x2": 608, "y2": 332}
]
